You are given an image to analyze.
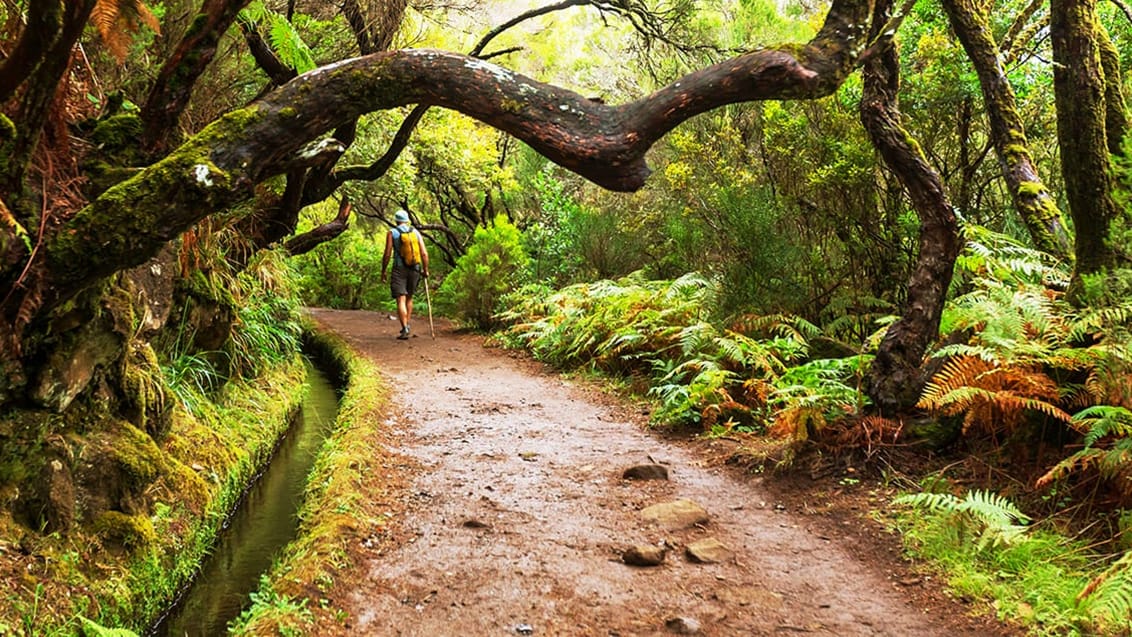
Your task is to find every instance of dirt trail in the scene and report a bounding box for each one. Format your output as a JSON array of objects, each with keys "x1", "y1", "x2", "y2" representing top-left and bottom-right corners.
[{"x1": 309, "y1": 309, "x2": 1006, "y2": 637}]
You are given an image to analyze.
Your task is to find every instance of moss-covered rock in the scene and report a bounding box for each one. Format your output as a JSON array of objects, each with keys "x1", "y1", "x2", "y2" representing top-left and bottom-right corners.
[
  {"x1": 93, "y1": 510, "x2": 157, "y2": 550},
  {"x1": 77, "y1": 420, "x2": 166, "y2": 520}
]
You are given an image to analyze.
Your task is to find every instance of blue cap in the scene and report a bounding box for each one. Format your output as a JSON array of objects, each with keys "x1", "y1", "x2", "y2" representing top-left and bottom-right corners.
[{"x1": 394, "y1": 210, "x2": 410, "y2": 223}]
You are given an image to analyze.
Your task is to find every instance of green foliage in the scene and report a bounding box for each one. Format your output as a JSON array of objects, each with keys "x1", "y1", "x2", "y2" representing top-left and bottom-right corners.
[
  {"x1": 240, "y1": 2, "x2": 316, "y2": 72},
  {"x1": 500, "y1": 272, "x2": 867, "y2": 435},
  {"x1": 918, "y1": 225, "x2": 1132, "y2": 501},
  {"x1": 439, "y1": 215, "x2": 529, "y2": 330},
  {"x1": 1038, "y1": 406, "x2": 1132, "y2": 490},
  {"x1": 225, "y1": 252, "x2": 304, "y2": 378},
  {"x1": 290, "y1": 226, "x2": 389, "y2": 311},
  {"x1": 895, "y1": 490, "x2": 1031, "y2": 550},
  {"x1": 891, "y1": 488, "x2": 1099, "y2": 634},
  {"x1": 231, "y1": 575, "x2": 313, "y2": 637},
  {"x1": 79, "y1": 616, "x2": 140, "y2": 637},
  {"x1": 1078, "y1": 551, "x2": 1132, "y2": 634}
]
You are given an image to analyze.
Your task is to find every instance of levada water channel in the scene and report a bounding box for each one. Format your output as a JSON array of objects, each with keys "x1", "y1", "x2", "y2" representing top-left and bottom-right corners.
[{"x1": 149, "y1": 359, "x2": 339, "y2": 636}]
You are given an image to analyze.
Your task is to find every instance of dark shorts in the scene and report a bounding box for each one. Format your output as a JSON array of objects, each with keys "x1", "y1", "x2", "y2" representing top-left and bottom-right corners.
[{"x1": 390, "y1": 266, "x2": 421, "y2": 299}]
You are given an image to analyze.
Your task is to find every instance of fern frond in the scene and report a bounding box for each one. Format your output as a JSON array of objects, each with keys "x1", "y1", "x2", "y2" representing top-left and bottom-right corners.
[
  {"x1": 1072, "y1": 405, "x2": 1132, "y2": 445},
  {"x1": 92, "y1": 0, "x2": 160, "y2": 61},
  {"x1": 918, "y1": 356, "x2": 997, "y2": 408},
  {"x1": 91, "y1": 0, "x2": 121, "y2": 41},
  {"x1": 895, "y1": 489, "x2": 1030, "y2": 549},
  {"x1": 267, "y1": 12, "x2": 316, "y2": 73},
  {"x1": 1078, "y1": 551, "x2": 1132, "y2": 631}
]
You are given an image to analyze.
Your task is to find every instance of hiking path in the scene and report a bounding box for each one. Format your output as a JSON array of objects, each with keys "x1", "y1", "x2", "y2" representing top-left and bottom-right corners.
[{"x1": 307, "y1": 309, "x2": 1012, "y2": 637}]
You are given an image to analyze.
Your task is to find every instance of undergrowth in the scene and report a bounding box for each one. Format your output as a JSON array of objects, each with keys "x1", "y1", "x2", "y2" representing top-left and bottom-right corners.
[
  {"x1": 892, "y1": 489, "x2": 1131, "y2": 635},
  {"x1": 498, "y1": 271, "x2": 868, "y2": 444}
]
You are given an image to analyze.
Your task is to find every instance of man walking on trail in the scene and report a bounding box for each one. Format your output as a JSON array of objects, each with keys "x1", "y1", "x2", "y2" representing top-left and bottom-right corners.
[{"x1": 381, "y1": 209, "x2": 430, "y2": 340}]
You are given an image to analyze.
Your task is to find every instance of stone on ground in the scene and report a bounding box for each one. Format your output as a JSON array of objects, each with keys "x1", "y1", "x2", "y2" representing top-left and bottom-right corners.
[
  {"x1": 640, "y1": 499, "x2": 709, "y2": 530},
  {"x1": 685, "y1": 537, "x2": 732, "y2": 563}
]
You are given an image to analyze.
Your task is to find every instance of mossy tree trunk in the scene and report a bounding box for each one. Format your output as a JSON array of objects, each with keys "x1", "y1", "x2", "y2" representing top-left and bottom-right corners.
[
  {"x1": 0, "y1": 0, "x2": 96, "y2": 200},
  {"x1": 941, "y1": 0, "x2": 1072, "y2": 261},
  {"x1": 1097, "y1": 25, "x2": 1127, "y2": 158},
  {"x1": 140, "y1": 0, "x2": 254, "y2": 155},
  {"x1": 859, "y1": 0, "x2": 963, "y2": 414},
  {"x1": 1051, "y1": 0, "x2": 1127, "y2": 287}
]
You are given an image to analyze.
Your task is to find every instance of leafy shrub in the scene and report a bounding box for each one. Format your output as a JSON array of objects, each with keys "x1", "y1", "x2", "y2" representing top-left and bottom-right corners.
[
  {"x1": 439, "y1": 214, "x2": 529, "y2": 329},
  {"x1": 525, "y1": 169, "x2": 647, "y2": 284}
]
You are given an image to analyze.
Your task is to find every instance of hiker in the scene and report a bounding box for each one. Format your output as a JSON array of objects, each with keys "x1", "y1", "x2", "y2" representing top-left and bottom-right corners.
[{"x1": 381, "y1": 209, "x2": 430, "y2": 340}]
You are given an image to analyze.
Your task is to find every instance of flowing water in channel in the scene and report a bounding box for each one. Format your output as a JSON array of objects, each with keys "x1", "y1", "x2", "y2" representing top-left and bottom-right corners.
[{"x1": 151, "y1": 361, "x2": 338, "y2": 636}]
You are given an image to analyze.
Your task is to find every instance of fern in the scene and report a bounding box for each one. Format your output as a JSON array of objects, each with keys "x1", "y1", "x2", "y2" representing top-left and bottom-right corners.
[
  {"x1": 239, "y1": 1, "x2": 316, "y2": 73},
  {"x1": 1037, "y1": 407, "x2": 1132, "y2": 491},
  {"x1": 91, "y1": 0, "x2": 160, "y2": 61},
  {"x1": 267, "y1": 14, "x2": 316, "y2": 73},
  {"x1": 894, "y1": 489, "x2": 1031, "y2": 550},
  {"x1": 919, "y1": 355, "x2": 1072, "y2": 434},
  {"x1": 1077, "y1": 551, "x2": 1132, "y2": 633}
]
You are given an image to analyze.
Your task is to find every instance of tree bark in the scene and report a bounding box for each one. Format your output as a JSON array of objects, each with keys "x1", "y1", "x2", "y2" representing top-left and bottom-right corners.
[
  {"x1": 941, "y1": 0, "x2": 1072, "y2": 261},
  {"x1": 860, "y1": 0, "x2": 962, "y2": 414},
  {"x1": 1051, "y1": 0, "x2": 1124, "y2": 283},
  {"x1": 0, "y1": 0, "x2": 64, "y2": 104},
  {"x1": 1097, "y1": 24, "x2": 1127, "y2": 157},
  {"x1": 283, "y1": 197, "x2": 352, "y2": 255},
  {"x1": 40, "y1": 0, "x2": 874, "y2": 315},
  {"x1": 2, "y1": 0, "x2": 96, "y2": 199},
  {"x1": 140, "y1": 0, "x2": 254, "y2": 154}
]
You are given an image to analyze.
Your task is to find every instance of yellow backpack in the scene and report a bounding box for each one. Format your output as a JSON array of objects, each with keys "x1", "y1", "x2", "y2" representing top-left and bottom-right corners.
[{"x1": 395, "y1": 227, "x2": 422, "y2": 269}]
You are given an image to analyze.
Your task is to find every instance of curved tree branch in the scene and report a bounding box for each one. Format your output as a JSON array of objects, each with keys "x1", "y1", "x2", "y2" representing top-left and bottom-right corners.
[
  {"x1": 42, "y1": 0, "x2": 873, "y2": 314},
  {"x1": 283, "y1": 196, "x2": 353, "y2": 255},
  {"x1": 860, "y1": 0, "x2": 962, "y2": 414}
]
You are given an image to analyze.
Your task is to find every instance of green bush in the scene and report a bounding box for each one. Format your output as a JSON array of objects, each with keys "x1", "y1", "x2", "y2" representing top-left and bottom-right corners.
[{"x1": 439, "y1": 215, "x2": 529, "y2": 329}]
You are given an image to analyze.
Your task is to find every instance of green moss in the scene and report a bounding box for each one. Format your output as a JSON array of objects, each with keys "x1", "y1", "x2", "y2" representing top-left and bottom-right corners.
[
  {"x1": 94, "y1": 510, "x2": 156, "y2": 549},
  {"x1": 1003, "y1": 143, "x2": 1029, "y2": 161},
  {"x1": 90, "y1": 114, "x2": 144, "y2": 151},
  {"x1": 500, "y1": 98, "x2": 526, "y2": 114},
  {"x1": 278, "y1": 107, "x2": 298, "y2": 118},
  {"x1": 112, "y1": 421, "x2": 165, "y2": 488},
  {"x1": 0, "y1": 113, "x2": 15, "y2": 176},
  {"x1": 1016, "y1": 181, "x2": 1044, "y2": 197}
]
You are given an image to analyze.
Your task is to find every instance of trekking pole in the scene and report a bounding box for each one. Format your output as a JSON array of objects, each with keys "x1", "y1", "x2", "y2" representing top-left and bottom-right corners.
[{"x1": 424, "y1": 275, "x2": 435, "y2": 339}]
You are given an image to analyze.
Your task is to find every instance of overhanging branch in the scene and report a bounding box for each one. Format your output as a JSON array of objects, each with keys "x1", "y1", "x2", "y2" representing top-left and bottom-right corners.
[{"x1": 46, "y1": 0, "x2": 874, "y2": 310}]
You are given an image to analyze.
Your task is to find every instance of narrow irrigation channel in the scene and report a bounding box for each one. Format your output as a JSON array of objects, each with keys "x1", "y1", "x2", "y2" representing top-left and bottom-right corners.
[{"x1": 150, "y1": 360, "x2": 339, "y2": 637}]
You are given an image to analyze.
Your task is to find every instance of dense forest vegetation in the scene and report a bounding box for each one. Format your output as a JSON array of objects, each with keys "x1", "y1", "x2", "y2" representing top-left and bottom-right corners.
[{"x1": 2, "y1": 0, "x2": 1132, "y2": 633}]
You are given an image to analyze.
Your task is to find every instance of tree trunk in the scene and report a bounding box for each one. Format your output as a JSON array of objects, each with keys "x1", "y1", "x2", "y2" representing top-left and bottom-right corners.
[
  {"x1": 0, "y1": 0, "x2": 64, "y2": 103},
  {"x1": 941, "y1": 0, "x2": 1072, "y2": 260},
  {"x1": 140, "y1": 0, "x2": 254, "y2": 154},
  {"x1": 860, "y1": 2, "x2": 963, "y2": 414},
  {"x1": 2, "y1": 0, "x2": 96, "y2": 199},
  {"x1": 1051, "y1": 0, "x2": 1125, "y2": 285}
]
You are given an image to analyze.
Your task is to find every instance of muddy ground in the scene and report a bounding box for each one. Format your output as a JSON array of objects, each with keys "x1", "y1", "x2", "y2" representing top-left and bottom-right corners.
[{"x1": 307, "y1": 309, "x2": 1015, "y2": 637}]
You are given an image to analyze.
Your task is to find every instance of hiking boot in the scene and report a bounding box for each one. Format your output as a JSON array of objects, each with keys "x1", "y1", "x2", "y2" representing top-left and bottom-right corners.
[{"x1": 397, "y1": 326, "x2": 410, "y2": 340}]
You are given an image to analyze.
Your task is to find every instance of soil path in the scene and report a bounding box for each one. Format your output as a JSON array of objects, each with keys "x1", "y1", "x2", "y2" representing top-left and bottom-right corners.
[{"x1": 308, "y1": 309, "x2": 1006, "y2": 637}]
